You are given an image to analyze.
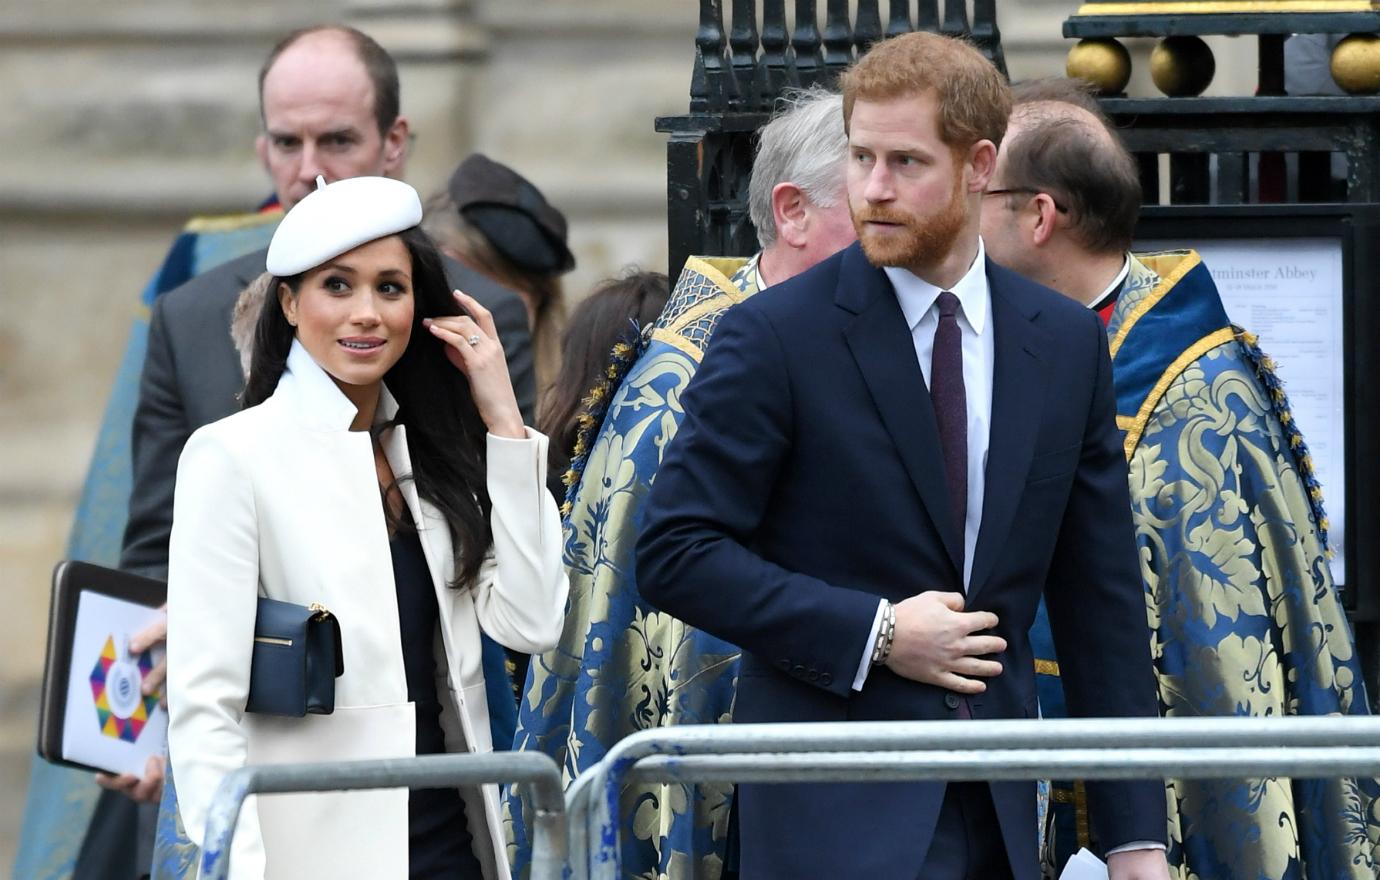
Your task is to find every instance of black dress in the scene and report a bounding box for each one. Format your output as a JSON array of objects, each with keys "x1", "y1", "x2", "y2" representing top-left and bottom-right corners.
[{"x1": 390, "y1": 527, "x2": 486, "y2": 880}]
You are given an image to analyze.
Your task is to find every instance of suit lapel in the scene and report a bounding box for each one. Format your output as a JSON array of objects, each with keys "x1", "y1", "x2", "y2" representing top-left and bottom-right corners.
[
  {"x1": 838, "y1": 246, "x2": 964, "y2": 577},
  {"x1": 233, "y1": 248, "x2": 266, "y2": 288},
  {"x1": 968, "y1": 264, "x2": 1049, "y2": 600}
]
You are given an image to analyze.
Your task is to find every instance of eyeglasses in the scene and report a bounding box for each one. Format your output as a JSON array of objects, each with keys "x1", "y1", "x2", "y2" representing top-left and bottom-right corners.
[{"x1": 983, "y1": 187, "x2": 1069, "y2": 214}]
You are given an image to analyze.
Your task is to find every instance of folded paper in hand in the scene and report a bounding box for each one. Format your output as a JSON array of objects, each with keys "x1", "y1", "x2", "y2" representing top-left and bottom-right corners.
[{"x1": 1059, "y1": 848, "x2": 1109, "y2": 880}]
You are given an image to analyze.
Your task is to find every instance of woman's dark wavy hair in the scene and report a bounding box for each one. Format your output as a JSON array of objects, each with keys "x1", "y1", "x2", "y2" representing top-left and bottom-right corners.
[
  {"x1": 537, "y1": 269, "x2": 670, "y2": 478},
  {"x1": 243, "y1": 226, "x2": 493, "y2": 589}
]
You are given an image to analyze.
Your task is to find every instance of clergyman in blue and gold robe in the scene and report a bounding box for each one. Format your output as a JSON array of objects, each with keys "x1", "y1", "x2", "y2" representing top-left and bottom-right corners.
[
  {"x1": 507, "y1": 85, "x2": 854, "y2": 880},
  {"x1": 13, "y1": 206, "x2": 281, "y2": 880},
  {"x1": 1032, "y1": 250, "x2": 1380, "y2": 879},
  {"x1": 507, "y1": 254, "x2": 760, "y2": 878}
]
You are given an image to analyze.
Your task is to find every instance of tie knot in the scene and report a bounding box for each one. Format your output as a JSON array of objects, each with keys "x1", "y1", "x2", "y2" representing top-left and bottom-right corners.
[{"x1": 937, "y1": 291, "x2": 961, "y2": 319}]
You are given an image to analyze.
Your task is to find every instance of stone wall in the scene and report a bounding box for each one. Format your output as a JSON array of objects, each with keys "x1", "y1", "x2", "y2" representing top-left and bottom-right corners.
[{"x1": 0, "y1": 0, "x2": 1254, "y2": 866}]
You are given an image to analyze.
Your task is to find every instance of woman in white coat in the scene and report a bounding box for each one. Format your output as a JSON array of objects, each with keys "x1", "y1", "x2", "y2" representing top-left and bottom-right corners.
[{"x1": 165, "y1": 176, "x2": 568, "y2": 879}]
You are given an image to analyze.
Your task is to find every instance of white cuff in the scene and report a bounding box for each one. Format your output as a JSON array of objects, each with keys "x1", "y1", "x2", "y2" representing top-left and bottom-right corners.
[
  {"x1": 852, "y1": 600, "x2": 887, "y2": 691},
  {"x1": 485, "y1": 427, "x2": 547, "y2": 499},
  {"x1": 1106, "y1": 841, "x2": 1167, "y2": 854}
]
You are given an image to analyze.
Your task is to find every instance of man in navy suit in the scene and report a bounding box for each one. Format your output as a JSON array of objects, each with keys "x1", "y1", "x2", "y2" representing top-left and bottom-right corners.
[{"x1": 637, "y1": 33, "x2": 1169, "y2": 880}]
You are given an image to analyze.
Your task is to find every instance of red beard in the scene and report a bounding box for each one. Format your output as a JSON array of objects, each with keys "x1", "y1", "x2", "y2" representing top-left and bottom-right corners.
[{"x1": 852, "y1": 172, "x2": 968, "y2": 271}]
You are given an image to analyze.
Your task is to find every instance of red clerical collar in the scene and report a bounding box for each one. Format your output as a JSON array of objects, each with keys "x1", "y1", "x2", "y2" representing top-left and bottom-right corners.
[{"x1": 1096, "y1": 295, "x2": 1117, "y2": 327}]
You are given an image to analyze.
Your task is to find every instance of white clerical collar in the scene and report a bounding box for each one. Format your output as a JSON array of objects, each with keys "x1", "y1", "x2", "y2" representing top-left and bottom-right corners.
[
  {"x1": 1088, "y1": 254, "x2": 1132, "y2": 311},
  {"x1": 750, "y1": 252, "x2": 767, "y2": 292},
  {"x1": 885, "y1": 237, "x2": 990, "y2": 335}
]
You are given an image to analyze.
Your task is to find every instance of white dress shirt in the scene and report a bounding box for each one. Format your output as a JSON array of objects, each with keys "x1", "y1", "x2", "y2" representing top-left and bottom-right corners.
[{"x1": 853, "y1": 239, "x2": 995, "y2": 689}]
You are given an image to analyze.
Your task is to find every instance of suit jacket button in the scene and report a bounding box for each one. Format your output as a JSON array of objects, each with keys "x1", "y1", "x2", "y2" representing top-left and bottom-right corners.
[
  {"x1": 792, "y1": 664, "x2": 806, "y2": 678},
  {"x1": 807, "y1": 669, "x2": 819, "y2": 681},
  {"x1": 944, "y1": 693, "x2": 961, "y2": 710},
  {"x1": 820, "y1": 672, "x2": 833, "y2": 686},
  {"x1": 778, "y1": 658, "x2": 791, "y2": 670}
]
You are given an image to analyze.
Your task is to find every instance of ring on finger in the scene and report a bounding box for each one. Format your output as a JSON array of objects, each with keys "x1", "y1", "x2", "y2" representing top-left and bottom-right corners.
[{"x1": 466, "y1": 334, "x2": 481, "y2": 347}]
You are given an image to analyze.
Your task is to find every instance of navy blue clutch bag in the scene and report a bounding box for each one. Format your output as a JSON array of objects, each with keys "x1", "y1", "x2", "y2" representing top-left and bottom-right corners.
[{"x1": 246, "y1": 598, "x2": 344, "y2": 717}]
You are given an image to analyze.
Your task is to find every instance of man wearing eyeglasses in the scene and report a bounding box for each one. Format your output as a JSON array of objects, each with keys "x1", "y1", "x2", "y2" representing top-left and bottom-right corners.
[
  {"x1": 977, "y1": 83, "x2": 1139, "y2": 324},
  {"x1": 980, "y1": 78, "x2": 1378, "y2": 879}
]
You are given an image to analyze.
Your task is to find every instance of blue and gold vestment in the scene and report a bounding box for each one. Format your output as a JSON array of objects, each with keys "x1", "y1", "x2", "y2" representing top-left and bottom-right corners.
[
  {"x1": 1033, "y1": 251, "x2": 1380, "y2": 879},
  {"x1": 507, "y1": 256, "x2": 760, "y2": 879}
]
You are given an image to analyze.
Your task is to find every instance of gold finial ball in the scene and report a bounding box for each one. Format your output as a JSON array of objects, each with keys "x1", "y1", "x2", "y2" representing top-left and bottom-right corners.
[
  {"x1": 1066, "y1": 38, "x2": 1132, "y2": 95},
  {"x1": 1331, "y1": 34, "x2": 1380, "y2": 95},
  {"x1": 1150, "y1": 36, "x2": 1216, "y2": 97}
]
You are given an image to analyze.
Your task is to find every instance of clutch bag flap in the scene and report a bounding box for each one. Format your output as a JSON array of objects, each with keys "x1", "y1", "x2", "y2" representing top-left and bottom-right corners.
[{"x1": 247, "y1": 597, "x2": 342, "y2": 717}]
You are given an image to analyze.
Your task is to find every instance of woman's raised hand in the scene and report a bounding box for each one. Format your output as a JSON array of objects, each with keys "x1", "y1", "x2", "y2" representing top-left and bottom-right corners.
[{"x1": 423, "y1": 290, "x2": 526, "y2": 439}]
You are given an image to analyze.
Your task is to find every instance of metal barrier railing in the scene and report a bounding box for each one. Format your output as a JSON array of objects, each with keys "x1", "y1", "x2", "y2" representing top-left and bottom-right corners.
[
  {"x1": 563, "y1": 716, "x2": 1380, "y2": 879},
  {"x1": 190, "y1": 716, "x2": 1380, "y2": 878},
  {"x1": 198, "y1": 751, "x2": 566, "y2": 880}
]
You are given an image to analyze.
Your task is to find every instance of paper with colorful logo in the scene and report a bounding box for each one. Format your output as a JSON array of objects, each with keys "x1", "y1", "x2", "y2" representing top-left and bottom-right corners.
[{"x1": 61, "y1": 591, "x2": 167, "y2": 775}]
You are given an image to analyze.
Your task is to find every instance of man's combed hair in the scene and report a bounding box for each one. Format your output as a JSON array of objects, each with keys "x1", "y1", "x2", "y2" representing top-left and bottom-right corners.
[
  {"x1": 1002, "y1": 103, "x2": 1143, "y2": 256},
  {"x1": 258, "y1": 25, "x2": 401, "y2": 137},
  {"x1": 840, "y1": 32, "x2": 1011, "y2": 151},
  {"x1": 747, "y1": 87, "x2": 848, "y2": 249}
]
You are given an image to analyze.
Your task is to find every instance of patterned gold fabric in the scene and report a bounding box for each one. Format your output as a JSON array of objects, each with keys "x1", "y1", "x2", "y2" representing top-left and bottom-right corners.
[
  {"x1": 1035, "y1": 251, "x2": 1380, "y2": 878},
  {"x1": 507, "y1": 256, "x2": 759, "y2": 879}
]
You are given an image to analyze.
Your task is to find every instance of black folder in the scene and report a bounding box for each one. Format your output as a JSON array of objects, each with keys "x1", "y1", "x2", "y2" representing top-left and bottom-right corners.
[{"x1": 39, "y1": 560, "x2": 167, "y2": 773}]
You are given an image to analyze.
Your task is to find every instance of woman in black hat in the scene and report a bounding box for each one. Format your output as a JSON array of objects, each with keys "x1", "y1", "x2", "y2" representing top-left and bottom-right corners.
[{"x1": 422, "y1": 154, "x2": 575, "y2": 398}]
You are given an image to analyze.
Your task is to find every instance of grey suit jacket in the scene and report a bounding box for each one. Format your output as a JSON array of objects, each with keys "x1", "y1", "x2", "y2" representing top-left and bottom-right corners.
[{"x1": 119, "y1": 246, "x2": 536, "y2": 576}]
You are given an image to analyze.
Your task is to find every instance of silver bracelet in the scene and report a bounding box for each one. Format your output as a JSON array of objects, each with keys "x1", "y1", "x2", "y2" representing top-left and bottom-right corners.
[
  {"x1": 879, "y1": 601, "x2": 896, "y2": 665},
  {"x1": 871, "y1": 601, "x2": 896, "y2": 667}
]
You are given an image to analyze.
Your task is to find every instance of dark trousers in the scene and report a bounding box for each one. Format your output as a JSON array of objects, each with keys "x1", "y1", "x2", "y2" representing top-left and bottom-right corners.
[
  {"x1": 916, "y1": 782, "x2": 1014, "y2": 880},
  {"x1": 74, "y1": 789, "x2": 155, "y2": 880}
]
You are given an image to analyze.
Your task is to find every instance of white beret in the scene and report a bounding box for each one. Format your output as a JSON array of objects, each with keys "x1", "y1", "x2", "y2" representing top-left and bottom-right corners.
[{"x1": 265, "y1": 176, "x2": 423, "y2": 277}]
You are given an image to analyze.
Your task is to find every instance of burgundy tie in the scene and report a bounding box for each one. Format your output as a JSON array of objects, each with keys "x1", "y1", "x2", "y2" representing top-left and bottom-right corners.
[
  {"x1": 934, "y1": 293, "x2": 973, "y2": 718},
  {"x1": 931, "y1": 292, "x2": 968, "y2": 556}
]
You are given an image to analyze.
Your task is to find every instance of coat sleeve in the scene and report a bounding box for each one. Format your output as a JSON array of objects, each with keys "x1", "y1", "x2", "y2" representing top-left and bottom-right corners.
[
  {"x1": 1042, "y1": 310, "x2": 1167, "y2": 849},
  {"x1": 120, "y1": 293, "x2": 185, "y2": 578},
  {"x1": 165, "y1": 427, "x2": 266, "y2": 877},
  {"x1": 635, "y1": 303, "x2": 879, "y2": 697},
  {"x1": 472, "y1": 427, "x2": 569, "y2": 654}
]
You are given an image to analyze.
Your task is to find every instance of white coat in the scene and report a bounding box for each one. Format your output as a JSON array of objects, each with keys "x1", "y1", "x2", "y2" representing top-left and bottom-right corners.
[{"x1": 166, "y1": 340, "x2": 568, "y2": 879}]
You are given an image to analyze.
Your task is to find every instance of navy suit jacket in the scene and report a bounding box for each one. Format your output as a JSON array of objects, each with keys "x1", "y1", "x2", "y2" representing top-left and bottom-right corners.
[{"x1": 637, "y1": 242, "x2": 1165, "y2": 879}]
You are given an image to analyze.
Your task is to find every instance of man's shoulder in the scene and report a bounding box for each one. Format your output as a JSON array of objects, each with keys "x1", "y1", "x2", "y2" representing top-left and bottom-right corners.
[
  {"x1": 157, "y1": 248, "x2": 268, "y2": 323},
  {"x1": 986, "y1": 258, "x2": 1099, "y2": 331}
]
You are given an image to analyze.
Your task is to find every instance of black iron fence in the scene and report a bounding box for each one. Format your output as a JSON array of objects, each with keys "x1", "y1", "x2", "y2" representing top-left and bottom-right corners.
[{"x1": 659, "y1": 0, "x2": 1006, "y2": 278}]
